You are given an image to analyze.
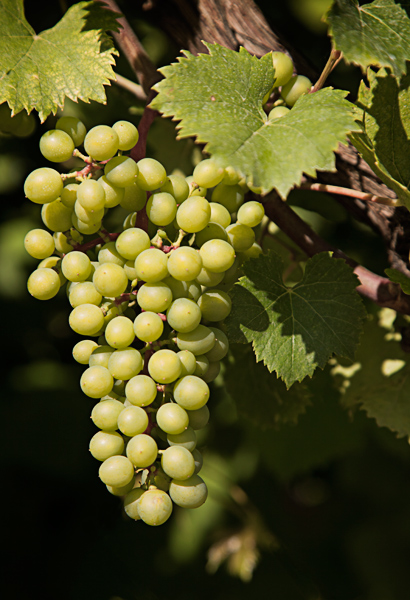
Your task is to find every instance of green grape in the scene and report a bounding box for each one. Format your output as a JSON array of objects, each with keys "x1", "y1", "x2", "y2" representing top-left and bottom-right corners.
[
  {"x1": 72, "y1": 339, "x2": 99, "y2": 364},
  {"x1": 221, "y1": 166, "x2": 241, "y2": 186},
  {"x1": 107, "y1": 475, "x2": 136, "y2": 497},
  {"x1": 196, "y1": 267, "x2": 224, "y2": 287},
  {"x1": 126, "y1": 433, "x2": 158, "y2": 467},
  {"x1": 177, "y1": 350, "x2": 197, "y2": 376},
  {"x1": 148, "y1": 349, "x2": 182, "y2": 384},
  {"x1": 53, "y1": 232, "x2": 73, "y2": 254},
  {"x1": 60, "y1": 183, "x2": 79, "y2": 208},
  {"x1": 71, "y1": 213, "x2": 102, "y2": 235},
  {"x1": 194, "y1": 354, "x2": 209, "y2": 377},
  {"x1": 104, "y1": 155, "x2": 139, "y2": 188},
  {"x1": 24, "y1": 167, "x2": 63, "y2": 204},
  {"x1": 117, "y1": 405, "x2": 148, "y2": 437},
  {"x1": 176, "y1": 324, "x2": 215, "y2": 355},
  {"x1": 99, "y1": 455, "x2": 134, "y2": 487},
  {"x1": 237, "y1": 201, "x2": 265, "y2": 228},
  {"x1": 119, "y1": 181, "x2": 146, "y2": 211},
  {"x1": 112, "y1": 120, "x2": 139, "y2": 151},
  {"x1": 156, "y1": 402, "x2": 189, "y2": 435},
  {"x1": 91, "y1": 399, "x2": 124, "y2": 431},
  {"x1": 281, "y1": 74, "x2": 312, "y2": 107},
  {"x1": 39, "y1": 129, "x2": 75, "y2": 162},
  {"x1": 226, "y1": 222, "x2": 255, "y2": 252},
  {"x1": 74, "y1": 201, "x2": 104, "y2": 226},
  {"x1": 192, "y1": 449, "x2": 203, "y2": 474},
  {"x1": 160, "y1": 174, "x2": 189, "y2": 203},
  {"x1": 199, "y1": 239, "x2": 235, "y2": 274},
  {"x1": 62, "y1": 251, "x2": 92, "y2": 282},
  {"x1": 77, "y1": 179, "x2": 106, "y2": 211},
  {"x1": 125, "y1": 374, "x2": 157, "y2": 407},
  {"x1": 209, "y1": 202, "x2": 231, "y2": 228},
  {"x1": 137, "y1": 282, "x2": 173, "y2": 313},
  {"x1": 90, "y1": 430, "x2": 124, "y2": 461},
  {"x1": 186, "y1": 175, "x2": 207, "y2": 197},
  {"x1": 176, "y1": 196, "x2": 211, "y2": 233},
  {"x1": 187, "y1": 280, "x2": 202, "y2": 302},
  {"x1": 161, "y1": 446, "x2": 195, "y2": 480},
  {"x1": 271, "y1": 51, "x2": 294, "y2": 88},
  {"x1": 162, "y1": 276, "x2": 189, "y2": 300},
  {"x1": 99, "y1": 175, "x2": 124, "y2": 208},
  {"x1": 166, "y1": 298, "x2": 201, "y2": 333},
  {"x1": 80, "y1": 365, "x2": 113, "y2": 398},
  {"x1": 154, "y1": 469, "x2": 171, "y2": 492},
  {"x1": 89, "y1": 345, "x2": 114, "y2": 368},
  {"x1": 113, "y1": 379, "x2": 126, "y2": 397},
  {"x1": 93, "y1": 263, "x2": 128, "y2": 297},
  {"x1": 137, "y1": 489, "x2": 173, "y2": 526},
  {"x1": 124, "y1": 260, "x2": 138, "y2": 281},
  {"x1": 27, "y1": 268, "x2": 60, "y2": 300},
  {"x1": 133, "y1": 311, "x2": 164, "y2": 342},
  {"x1": 146, "y1": 192, "x2": 177, "y2": 226},
  {"x1": 167, "y1": 425, "x2": 197, "y2": 451},
  {"x1": 268, "y1": 105, "x2": 290, "y2": 120},
  {"x1": 98, "y1": 242, "x2": 126, "y2": 266},
  {"x1": 56, "y1": 116, "x2": 87, "y2": 146},
  {"x1": 69, "y1": 304, "x2": 104, "y2": 336},
  {"x1": 84, "y1": 125, "x2": 119, "y2": 161},
  {"x1": 211, "y1": 183, "x2": 244, "y2": 213},
  {"x1": 205, "y1": 327, "x2": 229, "y2": 361},
  {"x1": 167, "y1": 247, "x2": 202, "y2": 282},
  {"x1": 241, "y1": 242, "x2": 263, "y2": 260},
  {"x1": 41, "y1": 199, "x2": 73, "y2": 232},
  {"x1": 105, "y1": 316, "x2": 135, "y2": 349},
  {"x1": 169, "y1": 474, "x2": 208, "y2": 508},
  {"x1": 136, "y1": 158, "x2": 167, "y2": 191},
  {"x1": 186, "y1": 404, "x2": 210, "y2": 430},
  {"x1": 101, "y1": 302, "x2": 121, "y2": 329},
  {"x1": 195, "y1": 222, "x2": 228, "y2": 247},
  {"x1": 202, "y1": 360, "x2": 220, "y2": 382},
  {"x1": 198, "y1": 289, "x2": 232, "y2": 322},
  {"x1": 123, "y1": 487, "x2": 144, "y2": 519},
  {"x1": 24, "y1": 228, "x2": 55, "y2": 259},
  {"x1": 108, "y1": 347, "x2": 143, "y2": 380},
  {"x1": 193, "y1": 159, "x2": 224, "y2": 188},
  {"x1": 173, "y1": 376, "x2": 210, "y2": 410},
  {"x1": 69, "y1": 281, "x2": 102, "y2": 307},
  {"x1": 115, "y1": 228, "x2": 151, "y2": 261},
  {"x1": 134, "y1": 248, "x2": 168, "y2": 283}
]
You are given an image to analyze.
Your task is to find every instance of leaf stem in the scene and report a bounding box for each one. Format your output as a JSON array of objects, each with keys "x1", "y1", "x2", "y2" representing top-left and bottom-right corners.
[
  {"x1": 310, "y1": 49, "x2": 343, "y2": 94},
  {"x1": 300, "y1": 182, "x2": 399, "y2": 207},
  {"x1": 113, "y1": 73, "x2": 147, "y2": 102}
]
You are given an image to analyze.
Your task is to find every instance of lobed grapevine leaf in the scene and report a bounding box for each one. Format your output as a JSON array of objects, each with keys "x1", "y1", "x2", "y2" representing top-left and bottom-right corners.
[
  {"x1": 150, "y1": 42, "x2": 359, "y2": 198},
  {"x1": 0, "y1": 0, "x2": 120, "y2": 122},
  {"x1": 225, "y1": 251, "x2": 366, "y2": 388},
  {"x1": 326, "y1": 0, "x2": 410, "y2": 78}
]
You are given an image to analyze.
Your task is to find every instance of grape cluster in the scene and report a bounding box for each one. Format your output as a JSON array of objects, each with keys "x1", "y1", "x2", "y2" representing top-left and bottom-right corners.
[{"x1": 23, "y1": 115, "x2": 264, "y2": 526}]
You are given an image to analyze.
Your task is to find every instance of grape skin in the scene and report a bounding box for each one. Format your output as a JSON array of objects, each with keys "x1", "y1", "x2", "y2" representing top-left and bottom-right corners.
[
  {"x1": 169, "y1": 474, "x2": 208, "y2": 509},
  {"x1": 99, "y1": 455, "x2": 134, "y2": 487},
  {"x1": 24, "y1": 167, "x2": 63, "y2": 204},
  {"x1": 137, "y1": 489, "x2": 173, "y2": 526},
  {"x1": 24, "y1": 228, "x2": 55, "y2": 259},
  {"x1": 126, "y1": 433, "x2": 158, "y2": 468},
  {"x1": 156, "y1": 402, "x2": 189, "y2": 435},
  {"x1": 161, "y1": 446, "x2": 195, "y2": 480},
  {"x1": 27, "y1": 268, "x2": 60, "y2": 300},
  {"x1": 125, "y1": 374, "x2": 158, "y2": 407},
  {"x1": 90, "y1": 430, "x2": 124, "y2": 461}
]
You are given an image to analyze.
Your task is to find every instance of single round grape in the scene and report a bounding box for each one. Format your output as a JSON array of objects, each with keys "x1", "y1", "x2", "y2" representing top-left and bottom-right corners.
[
  {"x1": 77, "y1": 179, "x2": 106, "y2": 211},
  {"x1": 93, "y1": 263, "x2": 128, "y2": 297},
  {"x1": 91, "y1": 399, "x2": 124, "y2": 431},
  {"x1": 177, "y1": 350, "x2": 197, "y2": 376},
  {"x1": 169, "y1": 474, "x2": 208, "y2": 508},
  {"x1": 222, "y1": 165, "x2": 241, "y2": 185},
  {"x1": 71, "y1": 213, "x2": 102, "y2": 235},
  {"x1": 89, "y1": 345, "x2": 114, "y2": 368},
  {"x1": 99, "y1": 175, "x2": 124, "y2": 208},
  {"x1": 39, "y1": 129, "x2": 75, "y2": 162},
  {"x1": 123, "y1": 487, "x2": 144, "y2": 519},
  {"x1": 195, "y1": 222, "x2": 228, "y2": 247},
  {"x1": 118, "y1": 405, "x2": 149, "y2": 437},
  {"x1": 167, "y1": 246, "x2": 202, "y2": 282},
  {"x1": 241, "y1": 242, "x2": 263, "y2": 260},
  {"x1": 199, "y1": 239, "x2": 235, "y2": 273},
  {"x1": 56, "y1": 116, "x2": 87, "y2": 146},
  {"x1": 134, "y1": 248, "x2": 168, "y2": 283},
  {"x1": 41, "y1": 199, "x2": 73, "y2": 232},
  {"x1": 192, "y1": 449, "x2": 203, "y2": 474},
  {"x1": 72, "y1": 339, "x2": 99, "y2": 364},
  {"x1": 148, "y1": 349, "x2": 182, "y2": 384},
  {"x1": 126, "y1": 433, "x2": 158, "y2": 467},
  {"x1": 176, "y1": 196, "x2": 211, "y2": 233},
  {"x1": 186, "y1": 175, "x2": 207, "y2": 197},
  {"x1": 84, "y1": 125, "x2": 119, "y2": 161},
  {"x1": 271, "y1": 51, "x2": 294, "y2": 88},
  {"x1": 167, "y1": 426, "x2": 197, "y2": 452},
  {"x1": 268, "y1": 105, "x2": 290, "y2": 120},
  {"x1": 104, "y1": 155, "x2": 139, "y2": 188},
  {"x1": 136, "y1": 158, "x2": 167, "y2": 191},
  {"x1": 205, "y1": 327, "x2": 229, "y2": 361},
  {"x1": 176, "y1": 324, "x2": 215, "y2": 355},
  {"x1": 52, "y1": 232, "x2": 72, "y2": 254},
  {"x1": 24, "y1": 167, "x2": 63, "y2": 204},
  {"x1": 81, "y1": 365, "x2": 113, "y2": 398},
  {"x1": 98, "y1": 242, "x2": 126, "y2": 267},
  {"x1": 60, "y1": 183, "x2": 78, "y2": 208},
  {"x1": 160, "y1": 174, "x2": 189, "y2": 204},
  {"x1": 107, "y1": 476, "x2": 135, "y2": 497},
  {"x1": 209, "y1": 202, "x2": 231, "y2": 228},
  {"x1": 226, "y1": 222, "x2": 255, "y2": 252},
  {"x1": 115, "y1": 228, "x2": 150, "y2": 261},
  {"x1": 133, "y1": 311, "x2": 164, "y2": 342},
  {"x1": 196, "y1": 267, "x2": 224, "y2": 287},
  {"x1": 197, "y1": 289, "x2": 232, "y2": 321},
  {"x1": 137, "y1": 489, "x2": 173, "y2": 526},
  {"x1": 211, "y1": 183, "x2": 244, "y2": 213},
  {"x1": 166, "y1": 298, "x2": 201, "y2": 333},
  {"x1": 125, "y1": 374, "x2": 157, "y2": 407},
  {"x1": 62, "y1": 251, "x2": 91, "y2": 282},
  {"x1": 120, "y1": 181, "x2": 146, "y2": 211},
  {"x1": 156, "y1": 402, "x2": 189, "y2": 435},
  {"x1": 99, "y1": 455, "x2": 134, "y2": 487},
  {"x1": 137, "y1": 282, "x2": 173, "y2": 313},
  {"x1": 194, "y1": 354, "x2": 209, "y2": 377},
  {"x1": 173, "y1": 376, "x2": 210, "y2": 410},
  {"x1": 281, "y1": 74, "x2": 312, "y2": 107},
  {"x1": 27, "y1": 268, "x2": 60, "y2": 300},
  {"x1": 146, "y1": 192, "x2": 177, "y2": 226},
  {"x1": 105, "y1": 316, "x2": 135, "y2": 349},
  {"x1": 112, "y1": 120, "x2": 139, "y2": 151},
  {"x1": 90, "y1": 431, "x2": 124, "y2": 461},
  {"x1": 193, "y1": 159, "x2": 224, "y2": 188},
  {"x1": 187, "y1": 404, "x2": 210, "y2": 430},
  {"x1": 24, "y1": 228, "x2": 55, "y2": 259},
  {"x1": 161, "y1": 446, "x2": 195, "y2": 480},
  {"x1": 69, "y1": 281, "x2": 102, "y2": 307},
  {"x1": 237, "y1": 201, "x2": 265, "y2": 228},
  {"x1": 108, "y1": 347, "x2": 143, "y2": 380},
  {"x1": 69, "y1": 304, "x2": 104, "y2": 336}
]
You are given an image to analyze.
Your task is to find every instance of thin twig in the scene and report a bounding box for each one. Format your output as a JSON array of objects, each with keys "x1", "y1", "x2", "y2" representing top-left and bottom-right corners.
[
  {"x1": 113, "y1": 73, "x2": 147, "y2": 102},
  {"x1": 300, "y1": 182, "x2": 399, "y2": 207},
  {"x1": 310, "y1": 49, "x2": 343, "y2": 94}
]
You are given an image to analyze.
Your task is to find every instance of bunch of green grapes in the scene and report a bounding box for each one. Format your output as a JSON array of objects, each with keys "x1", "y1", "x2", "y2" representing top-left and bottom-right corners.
[{"x1": 23, "y1": 115, "x2": 265, "y2": 526}]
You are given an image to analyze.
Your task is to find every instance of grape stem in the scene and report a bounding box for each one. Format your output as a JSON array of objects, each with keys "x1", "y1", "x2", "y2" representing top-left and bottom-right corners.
[
  {"x1": 68, "y1": 231, "x2": 120, "y2": 253},
  {"x1": 130, "y1": 90, "x2": 159, "y2": 163},
  {"x1": 300, "y1": 182, "x2": 400, "y2": 207},
  {"x1": 113, "y1": 73, "x2": 147, "y2": 102},
  {"x1": 309, "y1": 49, "x2": 343, "y2": 94},
  {"x1": 113, "y1": 290, "x2": 138, "y2": 306}
]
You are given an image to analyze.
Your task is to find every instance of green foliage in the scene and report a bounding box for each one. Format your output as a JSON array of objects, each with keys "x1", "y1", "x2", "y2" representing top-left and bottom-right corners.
[
  {"x1": 385, "y1": 268, "x2": 410, "y2": 294},
  {"x1": 150, "y1": 42, "x2": 359, "y2": 197}
]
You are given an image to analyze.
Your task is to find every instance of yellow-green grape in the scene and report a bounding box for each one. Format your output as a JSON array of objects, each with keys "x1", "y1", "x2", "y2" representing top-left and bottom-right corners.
[
  {"x1": 268, "y1": 106, "x2": 290, "y2": 120},
  {"x1": 126, "y1": 433, "x2": 158, "y2": 468},
  {"x1": 99, "y1": 175, "x2": 124, "y2": 208},
  {"x1": 74, "y1": 201, "x2": 104, "y2": 225},
  {"x1": 124, "y1": 260, "x2": 138, "y2": 280},
  {"x1": 237, "y1": 201, "x2": 265, "y2": 228},
  {"x1": 136, "y1": 489, "x2": 173, "y2": 526},
  {"x1": 104, "y1": 156, "x2": 139, "y2": 188},
  {"x1": 72, "y1": 339, "x2": 99, "y2": 364},
  {"x1": 99, "y1": 455, "x2": 134, "y2": 487},
  {"x1": 196, "y1": 267, "x2": 224, "y2": 287},
  {"x1": 123, "y1": 488, "x2": 144, "y2": 519},
  {"x1": 272, "y1": 51, "x2": 294, "y2": 87},
  {"x1": 27, "y1": 268, "x2": 60, "y2": 300},
  {"x1": 125, "y1": 374, "x2": 157, "y2": 407},
  {"x1": 173, "y1": 376, "x2": 210, "y2": 410},
  {"x1": 161, "y1": 446, "x2": 195, "y2": 481},
  {"x1": 167, "y1": 247, "x2": 202, "y2": 282},
  {"x1": 226, "y1": 222, "x2": 255, "y2": 252},
  {"x1": 41, "y1": 199, "x2": 73, "y2": 232},
  {"x1": 84, "y1": 125, "x2": 119, "y2": 161},
  {"x1": 80, "y1": 365, "x2": 114, "y2": 398},
  {"x1": 156, "y1": 403, "x2": 189, "y2": 435},
  {"x1": 24, "y1": 167, "x2": 63, "y2": 204},
  {"x1": 107, "y1": 476, "x2": 136, "y2": 497},
  {"x1": 56, "y1": 116, "x2": 87, "y2": 146},
  {"x1": 89, "y1": 345, "x2": 114, "y2": 368},
  {"x1": 71, "y1": 213, "x2": 102, "y2": 235},
  {"x1": 24, "y1": 229, "x2": 55, "y2": 259},
  {"x1": 98, "y1": 242, "x2": 126, "y2": 267},
  {"x1": 209, "y1": 202, "x2": 231, "y2": 228},
  {"x1": 146, "y1": 192, "x2": 177, "y2": 226},
  {"x1": 205, "y1": 327, "x2": 229, "y2": 361},
  {"x1": 39, "y1": 129, "x2": 75, "y2": 162},
  {"x1": 112, "y1": 120, "x2": 139, "y2": 151},
  {"x1": 176, "y1": 196, "x2": 211, "y2": 233},
  {"x1": 69, "y1": 304, "x2": 104, "y2": 336},
  {"x1": 134, "y1": 248, "x2": 168, "y2": 283},
  {"x1": 167, "y1": 426, "x2": 197, "y2": 452},
  {"x1": 117, "y1": 406, "x2": 148, "y2": 437},
  {"x1": 107, "y1": 347, "x2": 143, "y2": 380},
  {"x1": 169, "y1": 474, "x2": 208, "y2": 508},
  {"x1": 186, "y1": 404, "x2": 210, "y2": 430},
  {"x1": 91, "y1": 431, "x2": 125, "y2": 461},
  {"x1": 195, "y1": 222, "x2": 228, "y2": 247},
  {"x1": 194, "y1": 355, "x2": 209, "y2": 377},
  {"x1": 105, "y1": 316, "x2": 135, "y2": 349},
  {"x1": 160, "y1": 173, "x2": 189, "y2": 204},
  {"x1": 62, "y1": 251, "x2": 92, "y2": 282},
  {"x1": 93, "y1": 263, "x2": 128, "y2": 297},
  {"x1": 166, "y1": 298, "x2": 202, "y2": 333},
  {"x1": 133, "y1": 311, "x2": 164, "y2": 342},
  {"x1": 186, "y1": 175, "x2": 207, "y2": 197},
  {"x1": 115, "y1": 228, "x2": 150, "y2": 261},
  {"x1": 91, "y1": 399, "x2": 124, "y2": 431},
  {"x1": 77, "y1": 179, "x2": 106, "y2": 211},
  {"x1": 197, "y1": 289, "x2": 232, "y2": 321},
  {"x1": 222, "y1": 166, "x2": 241, "y2": 185},
  {"x1": 192, "y1": 158, "x2": 224, "y2": 188},
  {"x1": 60, "y1": 183, "x2": 79, "y2": 209},
  {"x1": 177, "y1": 350, "x2": 197, "y2": 376},
  {"x1": 136, "y1": 158, "x2": 167, "y2": 191},
  {"x1": 69, "y1": 281, "x2": 102, "y2": 308},
  {"x1": 281, "y1": 75, "x2": 312, "y2": 107},
  {"x1": 53, "y1": 232, "x2": 73, "y2": 254},
  {"x1": 176, "y1": 324, "x2": 215, "y2": 355},
  {"x1": 202, "y1": 361, "x2": 220, "y2": 383},
  {"x1": 199, "y1": 239, "x2": 235, "y2": 273},
  {"x1": 211, "y1": 183, "x2": 244, "y2": 213},
  {"x1": 148, "y1": 349, "x2": 182, "y2": 384},
  {"x1": 137, "y1": 282, "x2": 173, "y2": 313},
  {"x1": 119, "y1": 181, "x2": 146, "y2": 211},
  {"x1": 242, "y1": 242, "x2": 263, "y2": 260}
]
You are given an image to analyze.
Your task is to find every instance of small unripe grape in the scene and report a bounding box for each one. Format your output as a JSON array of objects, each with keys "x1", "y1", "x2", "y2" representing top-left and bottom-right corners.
[
  {"x1": 72, "y1": 339, "x2": 99, "y2": 364},
  {"x1": 136, "y1": 158, "x2": 167, "y2": 191},
  {"x1": 80, "y1": 365, "x2": 114, "y2": 398},
  {"x1": 137, "y1": 489, "x2": 173, "y2": 526},
  {"x1": 77, "y1": 179, "x2": 106, "y2": 211},
  {"x1": 169, "y1": 474, "x2": 208, "y2": 508},
  {"x1": 24, "y1": 229, "x2": 55, "y2": 259},
  {"x1": 62, "y1": 251, "x2": 92, "y2": 282},
  {"x1": 24, "y1": 168, "x2": 63, "y2": 204},
  {"x1": 56, "y1": 116, "x2": 87, "y2": 146},
  {"x1": 148, "y1": 349, "x2": 182, "y2": 384},
  {"x1": 281, "y1": 75, "x2": 312, "y2": 107},
  {"x1": 99, "y1": 455, "x2": 134, "y2": 487},
  {"x1": 91, "y1": 431, "x2": 125, "y2": 462},
  {"x1": 27, "y1": 268, "x2": 60, "y2": 300},
  {"x1": 126, "y1": 433, "x2": 158, "y2": 468},
  {"x1": 104, "y1": 156, "x2": 139, "y2": 188},
  {"x1": 112, "y1": 120, "x2": 139, "y2": 151},
  {"x1": 84, "y1": 125, "x2": 119, "y2": 161},
  {"x1": 69, "y1": 304, "x2": 104, "y2": 336},
  {"x1": 268, "y1": 106, "x2": 290, "y2": 120},
  {"x1": 133, "y1": 311, "x2": 164, "y2": 342},
  {"x1": 176, "y1": 196, "x2": 211, "y2": 233},
  {"x1": 193, "y1": 159, "x2": 224, "y2": 188},
  {"x1": 39, "y1": 129, "x2": 75, "y2": 162}
]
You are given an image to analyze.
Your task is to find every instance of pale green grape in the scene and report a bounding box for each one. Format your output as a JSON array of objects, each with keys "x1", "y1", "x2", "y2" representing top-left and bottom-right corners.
[
  {"x1": 53, "y1": 232, "x2": 72, "y2": 254},
  {"x1": 62, "y1": 251, "x2": 92, "y2": 282},
  {"x1": 281, "y1": 75, "x2": 312, "y2": 106},
  {"x1": 166, "y1": 298, "x2": 201, "y2": 333},
  {"x1": 192, "y1": 449, "x2": 203, "y2": 474},
  {"x1": 202, "y1": 360, "x2": 220, "y2": 382},
  {"x1": 209, "y1": 202, "x2": 231, "y2": 228},
  {"x1": 84, "y1": 125, "x2": 119, "y2": 161},
  {"x1": 195, "y1": 222, "x2": 228, "y2": 247},
  {"x1": 108, "y1": 347, "x2": 143, "y2": 380},
  {"x1": 211, "y1": 183, "x2": 244, "y2": 213},
  {"x1": 69, "y1": 304, "x2": 104, "y2": 335},
  {"x1": 134, "y1": 248, "x2": 168, "y2": 283},
  {"x1": 133, "y1": 311, "x2": 164, "y2": 342},
  {"x1": 41, "y1": 199, "x2": 73, "y2": 232},
  {"x1": 187, "y1": 404, "x2": 210, "y2": 430},
  {"x1": 126, "y1": 433, "x2": 158, "y2": 467},
  {"x1": 167, "y1": 425, "x2": 197, "y2": 451},
  {"x1": 160, "y1": 174, "x2": 189, "y2": 203},
  {"x1": 194, "y1": 354, "x2": 209, "y2": 377},
  {"x1": 177, "y1": 350, "x2": 197, "y2": 376},
  {"x1": 123, "y1": 487, "x2": 144, "y2": 519},
  {"x1": 162, "y1": 276, "x2": 189, "y2": 300},
  {"x1": 167, "y1": 247, "x2": 202, "y2": 282},
  {"x1": 124, "y1": 260, "x2": 138, "y2": 281},
  {"x1": 156, "y1": 402, "x2": 189, "y2": 435},
  {"x1": 195, "y1": 267, "x2": 224, "y2": 287},
  {"x1": 187, "y1": 281, "x2": 202, "y2": 302},
  {"x1": 69, "y1": 281, "x2": 102, "y2": 307},
  {"x1": 169, "y1": 474, "x2": 208, "y2": 508},
  {"x1": 136, "y1": 158, "x2": 167, "y2": 191},
  {"x1": 146, "y1": 192, "x2": 177, "y2": 226},
  {"x1": 154, "y1": 469, "x2": 171, "y2": 492},
  {"x1": 241, "y1": 242, "x2": 263, "y2": 260},
  {"x1": 115, "y1": 227, "x2": 150, "y2": 261},
  {"x1": 119, "y1": 181, "x2": 146, "y2": 211},
  {"x1": 24, "y1": 167, "x2": 63, "y2": 204},
  {"x1": 99, "y1": 455, "x2": 134, "y2": 487},
  {"x1": 197, "y1": 289, "x2": 232, "y2": 321},
  {"x1": 173, "y1": 375, "x2": 210, "y2": 410},
  {"x1": 91, "y1": 399, "x2": 124, "y2": 431},
  {"x1": 176, "y1": 196, "x2": 211, "y2": 233},
  {"x1": 125, "y1": 374, "x2": 157, "y2": 407},
  {"x1": 112, "y1": 120, "x2": 139, "y2": 151},
  {"x1": 104, "y1": 155, "x2": 139, "y2": 188},
  {"x1": 105, "y1": 316, "x2": 135, "y2": 349},
  {"x1": 71, "y1": 213, "x2": 102, "y2": 235},
  {"x1": 72, "y1": 339, "x2": 99, "y2": 364},
  {"x1": 222, "y1": 166, "x2": 240, "y2": 186},
  {"x1": 89, "y1": 345, "x2": 114, "y2": 368},
  {"x1": 268, "y1": 106, "x2": 290, "y2": 120},
  {"x1": 98, "y1": 242, "x2": 126, "y2": 266},
  {"x1": 74, "y1": 202, "x2": 104, "y2": 226},
  {"x1": 226, "y1": 222, "x2": 255, "y2": 252},
  {"x1": 199, "y1": 239, "x2": 235, "y2": 273},
  {"x1": 137, "y1": 282, "x2": 173, "y2": 312},
  {"x1": 205, "y1": 327, "x2": 229, "y2": 361},
  {"x1": 24, "y1": 228, "x2": 55, "y2": 259},
  {"x1": 80, "y1": 365, "x2": 113, "y2": 398},
  {"x1": 60, "y1": 183, "x2": 78, "y2": 208},
  {"x1": 148, "y1": 349, "x2": 182, "y2": 384},
  {"x1": 93, "y1": 263, "x2": 128, "y2": 297},
  {"x1": 27, "y1": 268, "x2": 60, "y2": 300},
  {"x1": 91, "y1": 431, "x2": 125, "y2": 461},
  {"x1": 77, "y1": 179, "x2": 106, "y2": 211},
  {"x1": 193, "y1": 159, "x2": 224, "y2": 188},
  {"x1": 56, "y1": 116, "x2": 87, "y2": 146},
  {"x1": 39, "y1": 129, "x2": 74, "y2": 162},
  {"x1": 272, "y1": 51, "x2": 294, "y2": 88},
  {"x1": 137, "y1": 489, "x2": 173, "y2": 526},
  {"x1": 237, "y1": 201, "x2": 265, "y2": 227},
  {"x1": 161, "y1": 446, "x2": 195, "y2": 480},
  {"x1": 118, "y1": 405, "x2": 148, "y2": 437},
  {"x1": 176, "y1": 324, "x2": 215, "y2": 355},
  {"x1": 107, "y1": 476, "x2": 135, "y2": 497},
  {"x1": 99, "y1": 175, "x2": 124, "y2": 208},
  {"x1": 186, "y1": 175, "x2": 207, "y2": 197}
]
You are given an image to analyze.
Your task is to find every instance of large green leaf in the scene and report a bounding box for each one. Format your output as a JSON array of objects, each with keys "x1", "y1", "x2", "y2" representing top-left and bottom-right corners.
[
  {"x1": 326, "y1": 0, "x2": 410, "y2": 78},
  {"x1": 150, "y1": 43, "x2": 359, "y2": 198},
  {"x1": 225, "y1": 251, "x2": 366, "y2": 388},
  {"x1": 0, "y1": 0, "x2": 120, "y2": 121}
]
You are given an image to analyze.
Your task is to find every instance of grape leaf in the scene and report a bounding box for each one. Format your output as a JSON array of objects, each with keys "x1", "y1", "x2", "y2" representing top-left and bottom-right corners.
[
  {"x1": 224, "y1": 345, "x2": 312, "y2": 428},
  {"x1": 150, "y1": 42, "x2": 359, "y2": 198},
  {"x1": 0, "y1": 0, "x2": 120, "y2": 121},
  {"x1": 385, "y1": 268, "x2": 410, "y2": 294},
  {"x1": 225, "y1": 251, "x2": 366, "y2": 388},
  {"x1": 349, "y1": 68, "x2": 410, "y2": 209},
  {"x1": 326, "y1": 0, "x2": 410, "y2": 78}
]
